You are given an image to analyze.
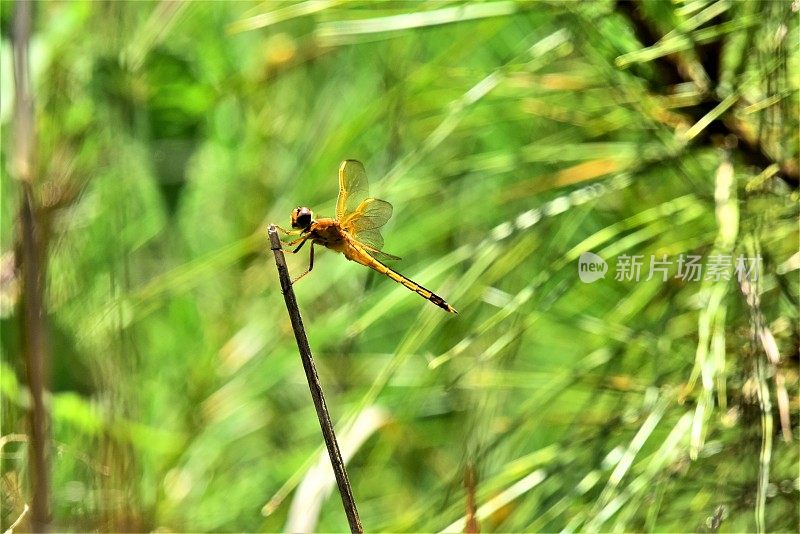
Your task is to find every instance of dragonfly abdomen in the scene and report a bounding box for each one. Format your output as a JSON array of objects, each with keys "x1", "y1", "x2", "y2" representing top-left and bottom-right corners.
[{"x1": 346, "y1": 244, "x2": 457, "y2": 313}]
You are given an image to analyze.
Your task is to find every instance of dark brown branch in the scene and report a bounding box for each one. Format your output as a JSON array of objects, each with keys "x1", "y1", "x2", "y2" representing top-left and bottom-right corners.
[
  {"x1": 267, "y1": 225, "x2": 363, "y2": 534},
  {"x1": 614, "y1": 0, "x2": 799, "y2": 187},
  {"x1": 12, "y1": 1, "x2": 51, "y2": 530},
  {"x1": 18, "y1": 184, "x2": 50, "y2": 532}
]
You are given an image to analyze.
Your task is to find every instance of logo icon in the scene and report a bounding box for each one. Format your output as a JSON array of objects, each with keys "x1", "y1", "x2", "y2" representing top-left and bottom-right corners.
[{"x1": 578, "y1": 252, "x2": 607, "y2": 283}]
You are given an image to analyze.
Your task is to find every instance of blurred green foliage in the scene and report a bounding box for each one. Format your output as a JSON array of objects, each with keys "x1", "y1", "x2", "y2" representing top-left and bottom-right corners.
[{"x1": 1, "y1": 1, "x2": 798, "y2": 532}]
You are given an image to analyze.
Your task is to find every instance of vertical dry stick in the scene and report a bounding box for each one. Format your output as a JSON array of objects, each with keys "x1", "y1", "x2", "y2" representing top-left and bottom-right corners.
[
  {"x1": 12, "y1": 0, "x2": 50, "y2": 530},
  {"x1": 463, "y1": 463, "x2": 480, "y2": 534},
  {"x1": 267, "y1": 225, "x2": 363, "y2": 534}
]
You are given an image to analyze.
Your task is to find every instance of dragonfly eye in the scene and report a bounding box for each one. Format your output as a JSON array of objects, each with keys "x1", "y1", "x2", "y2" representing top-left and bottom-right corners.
[{"x1": 291, "y1": 206, "x2": 313, "y2": 229}]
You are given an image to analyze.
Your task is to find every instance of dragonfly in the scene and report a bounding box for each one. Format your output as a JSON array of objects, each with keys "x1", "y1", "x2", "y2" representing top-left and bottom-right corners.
[{"x1": 279, "y1": 160, "x2": 457, "y2": 313}]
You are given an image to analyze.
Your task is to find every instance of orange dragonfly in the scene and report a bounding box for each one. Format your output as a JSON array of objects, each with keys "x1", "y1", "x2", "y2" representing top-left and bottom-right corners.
[{"x1": 279, "y1": 160, "x2": 457, "y2": 313}]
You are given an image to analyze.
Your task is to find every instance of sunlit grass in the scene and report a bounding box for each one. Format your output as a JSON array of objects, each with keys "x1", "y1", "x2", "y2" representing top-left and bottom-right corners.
[{"x1": 1, "y1": 1, "x2": 797, "y2": 532}]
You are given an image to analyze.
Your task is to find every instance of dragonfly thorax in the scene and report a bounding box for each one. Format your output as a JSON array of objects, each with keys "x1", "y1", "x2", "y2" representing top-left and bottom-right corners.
[{"x1": 291, "y1": 206, "x2": 314, "y2": 230}]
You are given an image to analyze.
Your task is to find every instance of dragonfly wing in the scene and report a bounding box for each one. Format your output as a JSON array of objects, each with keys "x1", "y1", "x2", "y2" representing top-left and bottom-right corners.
[
  {"x1": 355, "y1": 227, "x2": 384, "y2": 250},
  {"x1": 336, "y1": 160, "x2": 370, "y2": 221},
  {"x1": 337, "y1": 161, "x2": 399, "y2": 261},
  {"x1": 367, "y1": 249, "x2": 401, "y2": 262},
  {"x1": 342, "y1": 198, "x2": 393, "y2": 231},
  {"x1": 351, "y1": 228, "x2": 401, "y2": 261},
  {"x1": 341, "y1": 199, "x2": 397, "y2": 260}
]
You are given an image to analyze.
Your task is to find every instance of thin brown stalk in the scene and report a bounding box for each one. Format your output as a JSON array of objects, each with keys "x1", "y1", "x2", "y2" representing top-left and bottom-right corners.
[
  {"x1": 267, "y1": 225, "x2": 363, "y2": 534},
  {"x1": 12, "y1": 0, "x2": 51, "y2": 530}
]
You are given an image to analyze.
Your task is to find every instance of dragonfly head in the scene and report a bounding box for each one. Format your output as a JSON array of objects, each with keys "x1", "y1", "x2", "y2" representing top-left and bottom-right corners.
[{"x1": 291, "y1": 206, "x2": 313, "y2": 230}]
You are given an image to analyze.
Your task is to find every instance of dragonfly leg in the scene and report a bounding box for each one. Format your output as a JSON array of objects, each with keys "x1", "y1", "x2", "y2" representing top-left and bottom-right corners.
[
  {"x1": 276, "y1": 225, "x2": 301, "y2": 236},
  {"x1": 281, "y1": 236, "x2": 307, "y2": 252},
  {"x1": 291, "y1": 242, "x2": 314, "y2": 284},
  {"x1": 292, "y1": 239, "x2": 308, "y2": 254}
]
